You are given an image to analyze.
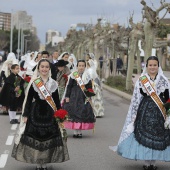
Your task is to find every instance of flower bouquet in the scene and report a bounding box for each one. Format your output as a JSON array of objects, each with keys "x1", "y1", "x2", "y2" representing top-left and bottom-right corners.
[
  {"x1": 164, "y1": 99, "x2": 170, "y2": 129},
  {"x1": 54, "y1": 109, "x2": 68, "y2": 141},
  {"x1": 62, "y1": 74, "x2": 68, "y2": 86},
  {"x1": 24, "y1": 76, "x2": 31, "y2": 87},
  {"x1": 24, "y1": 76, "x2": 31, "y2": 83},
  {"x1": 84, "y1": 88, "x2": 95, "y2": 98},
  {"x1": 14, "y1": 76, "x2": 22, "y2": 97}
]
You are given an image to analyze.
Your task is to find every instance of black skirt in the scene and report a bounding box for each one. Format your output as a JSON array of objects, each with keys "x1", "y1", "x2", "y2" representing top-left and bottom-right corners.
[
  {"x1": 63, "y1": 84, "x2": 95, "y2": 123},
  {"x1": 12, "y1": 99, "x2": 69, "y2": 164},
  {"x1": 134, "y1": 96, "x2": 170, "y2": 150}
]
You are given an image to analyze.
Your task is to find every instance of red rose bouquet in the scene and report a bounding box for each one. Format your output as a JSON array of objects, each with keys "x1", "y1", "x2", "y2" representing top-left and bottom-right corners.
[
  {"x1": 54, "y1": 109, "x2": 68, "y2": 123},
  {"x1": 62, "y1": 74, "x2": 68, "y2": 86},
  {"x1": 24, "y1": 76, "x2": 31, "y2": 83},
  {"x1": 84, "y1": 88, "x2": 95, "y2": 97},
  {"x1": 14, "y1": 76, "x2": 22, "y2": 97},
  {"x1": 54, "y1": 109, "x2": 68, "y2": 141},
  {"x1": 164, "y1": 99, "x2": 170, "y2": 116},
  {"x1": 23, "y1": 76, "x2": 31, "y2": 89},
  {"x1": 164, "y1": 99, "x2": 170, "y2": 129}
]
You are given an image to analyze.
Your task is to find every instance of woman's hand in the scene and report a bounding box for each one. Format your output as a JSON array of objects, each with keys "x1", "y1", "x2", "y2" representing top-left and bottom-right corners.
[
  {"x1": 65, "y1": 98, "x2": 70, "y2": 103},
  {"x1": 14, "y1": 86, "x2": 20, "y2": 92},
  {"x1": 23, "y1": 117, "x2": 28, "y2": 123},
  {"x1": 88, "y1": 98, "x2": 92, "y2": 102}
]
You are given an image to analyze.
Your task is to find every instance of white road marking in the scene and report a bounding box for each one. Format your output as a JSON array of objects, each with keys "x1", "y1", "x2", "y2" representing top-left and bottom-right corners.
[
  {"x1": 11, "y1": 124, "x2": 18, "y2": 130},
  {"x1": 0, "y1": 154, "x2": 8, "y2": 168},
  {"x1": 0, "y1": 115, "x2": 20, "y2": 168},
  {"x1": 5, "y1": 135, "x2": 14, "y2": 145}
]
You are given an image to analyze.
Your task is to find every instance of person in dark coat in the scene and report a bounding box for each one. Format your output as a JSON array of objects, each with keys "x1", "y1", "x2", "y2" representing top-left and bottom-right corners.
[
  {"x1": 49, "y1": 50, "x2": 60, "y2": 80},
  {"x1": 0, "y1": 59, "x2": 13, "y2": 114},
  {"x1": 99, "y1": 56, "x2": 103, "y2": 69},
  {"x1": 116, "y1": 55, "x2": 123, "y2": 74},
  {"x1": 0, "y1": 64, "x2": 25, "y2": 124},
  {"x1": 56, "y1": 60, "x2": 70, "y2": 101}
]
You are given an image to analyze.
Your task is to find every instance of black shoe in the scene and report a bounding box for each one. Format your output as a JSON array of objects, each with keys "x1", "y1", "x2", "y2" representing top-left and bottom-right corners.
[
  {"x1": 10, "y1": 119, "x2": 16, "y2": 124},
  {"x1": 73, "y1": 134, "x2": 79, "y2": 138},
  {"x1": 14, "y1": 119, "x2": 20, "y2": 124},
  {"x1": 143, "y1": 165, "x2": 150, "y2": 170},
  {"x1": 41, "y1": 168, "x2": 48, "y2": 170},
  {"x1": 2, "y1": 111, "x2": 8, "y2": 115},
  {"x1": 150, "y1": 165, "x2": 157, "y2": 170},
  {"x1": 77, "y1": 134, "x2": 82, "y2": 138},
  {"x1": 10, "y1": 119, "x2": 20, "y2": 124},
  {"x1": 96, "y1": 116, "x2": 102, "y2": 118},
  {"x1": 35, "y1": 167, "x2": 42, "y2": 170}
]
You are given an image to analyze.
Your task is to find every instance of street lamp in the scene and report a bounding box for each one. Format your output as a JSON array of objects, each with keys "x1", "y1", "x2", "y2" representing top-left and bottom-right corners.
[
  {"x1": 22, "y1": 34, "x2": 30, "y2": 53},
  {"x1": 17, "y1": 22, "x2": 30, "y2": 57},
  {"x1": 25, "y1": 39, "x2": 31, "y2": 53},
  {"x1": 10, "y1": 10, "x2": 13, "y2": 52}
]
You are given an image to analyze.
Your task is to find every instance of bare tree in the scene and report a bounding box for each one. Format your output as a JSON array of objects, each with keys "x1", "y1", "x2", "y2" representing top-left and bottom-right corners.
[
  {"x1": 141, "y1": 0, "x2": 170, "y2": 61},
  {"x1": 126, "y1": 13, "x2": 144, "y2": 90}
]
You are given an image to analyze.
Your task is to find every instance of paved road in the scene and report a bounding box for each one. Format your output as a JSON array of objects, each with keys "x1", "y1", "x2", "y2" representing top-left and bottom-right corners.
[{"x1": 0, "y1": 90, "x2": 169, "y2": 170}]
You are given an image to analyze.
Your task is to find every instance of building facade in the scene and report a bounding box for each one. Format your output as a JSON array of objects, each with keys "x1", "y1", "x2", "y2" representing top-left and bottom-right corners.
[
  {"x1": 0, "y1": 12, "x2": 11, "y2": 31},
  {"x1": 46, "y1": 29, "x2": 62, "y2": 45},
  {"x1": 52, "y1": 36, "x2": 64, "y2": 46},
  {"x1": 13, "y1": 11, "x2": 33, "y2": 30}
]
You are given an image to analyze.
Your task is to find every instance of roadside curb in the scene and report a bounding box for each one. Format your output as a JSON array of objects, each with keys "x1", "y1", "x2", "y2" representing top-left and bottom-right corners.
[{"x1": 102, "y1": 84, "x2": 132, "y2": 101}]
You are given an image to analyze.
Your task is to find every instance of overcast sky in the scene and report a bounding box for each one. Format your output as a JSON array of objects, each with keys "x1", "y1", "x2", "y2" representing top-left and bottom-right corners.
[{"x1": 1, "y1": 0, "x2": 170, "y2": 44}]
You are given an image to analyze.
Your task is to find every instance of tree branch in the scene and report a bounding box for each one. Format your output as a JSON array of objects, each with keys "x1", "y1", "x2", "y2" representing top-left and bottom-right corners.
[
  {"x1": 156, "y1": 3, "x2": 170, "y2": 15},
  {"x1": 160, "y1": 9, "x2": 168, "y2": 20}
]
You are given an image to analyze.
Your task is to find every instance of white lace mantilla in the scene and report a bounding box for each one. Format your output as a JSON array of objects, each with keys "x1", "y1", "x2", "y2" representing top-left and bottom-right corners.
[
  {"x1": 139, "y1": 73, "x2": 170, "y2": 95},
  {"x1": 70, "y1": 70, "x2": 91, "y2": 84},
  {"x1": 32, "y1": 77, "x2": 58, "y2": 100}
]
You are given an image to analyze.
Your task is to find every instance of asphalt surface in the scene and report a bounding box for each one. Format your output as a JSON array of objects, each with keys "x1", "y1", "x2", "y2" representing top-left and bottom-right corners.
[{"x1": 0, "y1": 90, "x2": 170, "y2": 170}]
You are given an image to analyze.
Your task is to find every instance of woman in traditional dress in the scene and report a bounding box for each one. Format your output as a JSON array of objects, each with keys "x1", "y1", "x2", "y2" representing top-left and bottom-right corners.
[
  {"x1": 12, "y1": 59, "x2": 69, "y2": 170},
  {"x1": 63, "y1": 60, "x2": 96, "y2": 138},
  {"x1": 110, "y1": 56, "x2": 170, "y2": 170},
  {"x1": 86, "y1": 53, "x2": 104, "y2": 117},
  {"x1": 24, "y1": 52, "x2": 39, "y2": 76},
  {"x1": 56, "y1": 59, "x2": 71, "y2": 101},
  {"x1": 58, "y1": 52, "x2": 72, "y2": 69},
  {"x1": 68, "y1": 54, "x2": 77, "y2": 72},
  {"x1": 58, "y1": 52, "x2": 69, "y2": 61}
]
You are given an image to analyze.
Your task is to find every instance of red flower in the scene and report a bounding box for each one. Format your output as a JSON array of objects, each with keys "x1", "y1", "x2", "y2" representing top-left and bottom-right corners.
[
  {"x1": 62, "y1": 74, "x2": 68, "y2": 79},
  {"x1": 20, "y1": 67, "x2": 27, "y2": 71},
  {"x1": 62, "y1": 74, "x2": 68, "y2": 85},
  {"x1": 54, "y1": 109, "x2": 68, "y2": 122},
  {"x1": 24, "y1": 76, "x2": 31, "y2": 83},
  {"x1": 87, "y1": 88, "x2": 94, "y2": 93},
  {"x1": 164, "y1": 99, "x2": 170, "y2": 111}
]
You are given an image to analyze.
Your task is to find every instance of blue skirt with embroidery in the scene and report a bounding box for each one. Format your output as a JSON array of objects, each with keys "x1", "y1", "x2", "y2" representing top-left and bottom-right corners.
[
  {"x1": 117, "y1": 133, "x2": 170, "y2": 161},
  {"x1": 117, "y1": 96, "x2": 170, "y2": 161}
]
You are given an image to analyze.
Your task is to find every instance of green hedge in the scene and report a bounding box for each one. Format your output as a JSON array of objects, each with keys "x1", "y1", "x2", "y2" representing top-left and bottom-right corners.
[{"x1": 105, "y1": 76, "x2": 133, "y2": 94}]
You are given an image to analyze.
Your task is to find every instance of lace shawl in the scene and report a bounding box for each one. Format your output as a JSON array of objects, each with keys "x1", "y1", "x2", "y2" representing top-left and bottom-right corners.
[
  {"x1": 32, "y1": 77, "x2": 58, "y2": 100},
  {"x1": 61, "y1": 70, "x2": 92, "y2": 103},
  {"x1": 70, "y1": 70, "x2": 91, "y2": 84}
]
